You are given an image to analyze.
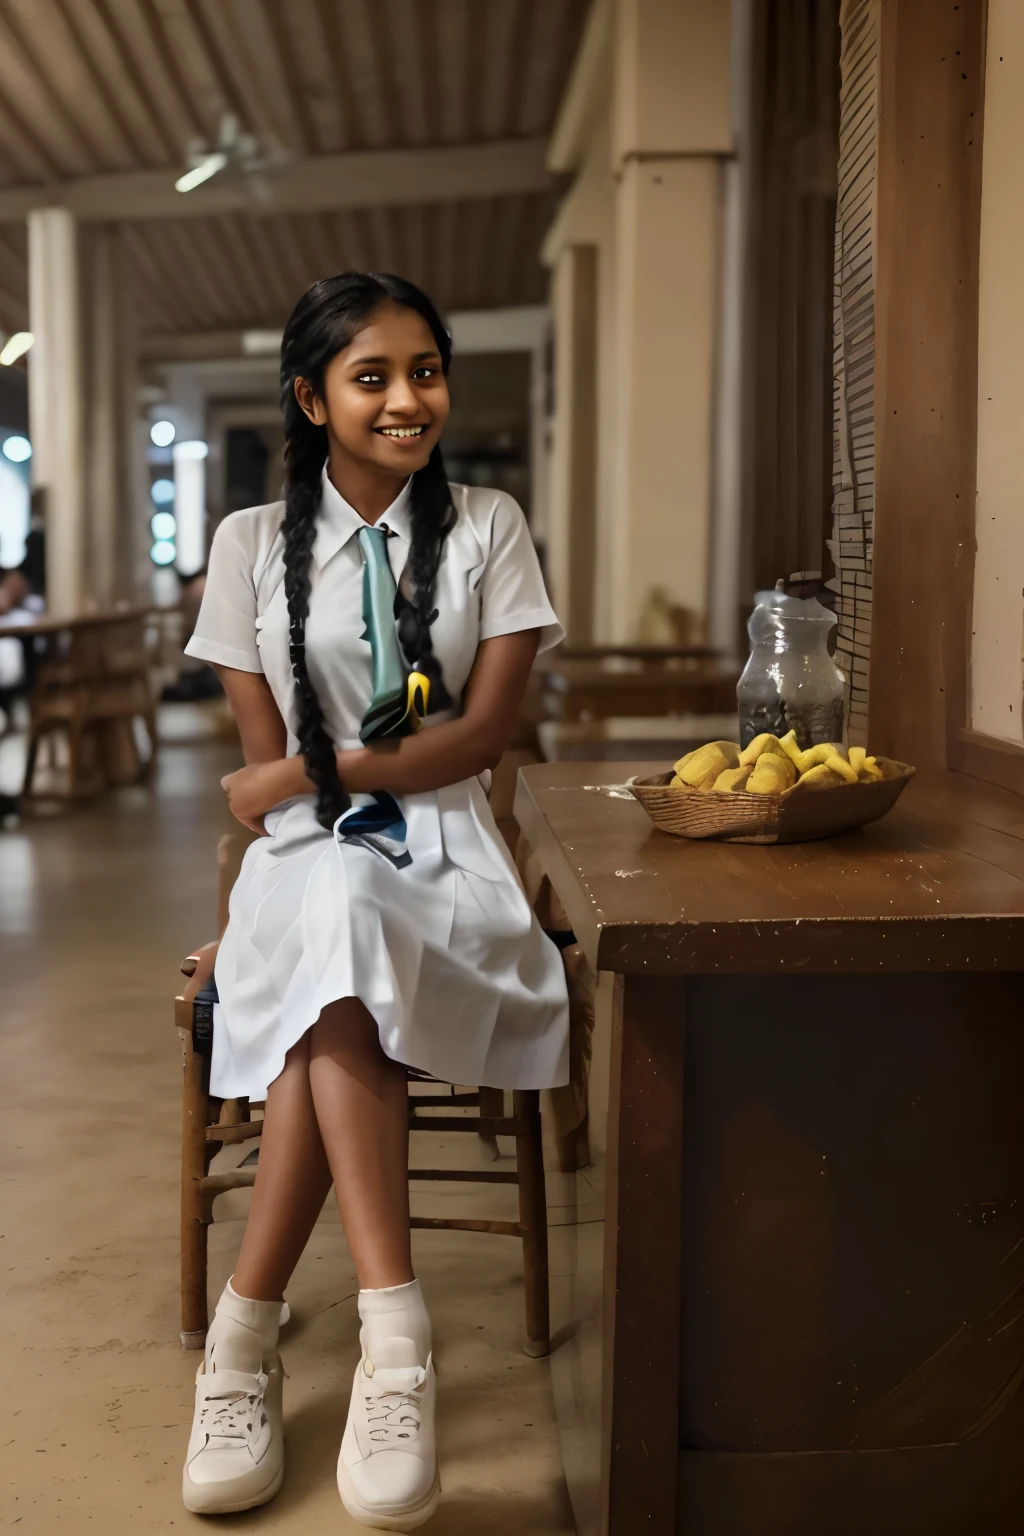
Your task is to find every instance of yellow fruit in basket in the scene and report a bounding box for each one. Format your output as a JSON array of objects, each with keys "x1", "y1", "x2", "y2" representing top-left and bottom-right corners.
[
  {"x1": 796, "y1": 743, "x2": 858, "y2": 783},
  {"x1": 792, "y1": 762, "x2": 847, "y2": 791},
  {"x1": 849, "y1": 746, "x2": 885, "y2": 782},
  {"x1": 673, "y1": 741, "x2": 739, "y2": 787},
  {"x1": 739, "y1": 733, "x2": 788, "y2": 768},
  {"x1": 778, "y1": 729, "x2": 804, "y2": 766},
  {"x1": 712, "y1": 765, "x2": 754, "y2": 793},
  {"x1": 747, "y1": 753, "x2": 797, "y2": 794}
]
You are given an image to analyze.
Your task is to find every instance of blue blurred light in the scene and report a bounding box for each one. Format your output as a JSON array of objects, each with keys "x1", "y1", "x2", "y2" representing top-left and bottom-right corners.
[
  {"x1": 2, "y1": 435, "x2": 32, "y2": 463},
  {"x1": 150, "y1": 420, "x2": 176, "y2": 447},
  {"x1": 150, "y1": 540, "x2": 176, "y2": 566},
  {"x1": 151, "y1": 478, "x2": 175, "y2": 505},
  {"x1": 151, "y1": 511, "x2": 177, "y2": 540}
]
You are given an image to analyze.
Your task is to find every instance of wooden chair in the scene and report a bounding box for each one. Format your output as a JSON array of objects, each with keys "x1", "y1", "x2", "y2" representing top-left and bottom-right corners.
[
  {"x1": 22, "y1": 613, "x2": 157, "y2": 799},
  {"x1": 175, "y1": 832, "x2": 551, "y2": 1358}
]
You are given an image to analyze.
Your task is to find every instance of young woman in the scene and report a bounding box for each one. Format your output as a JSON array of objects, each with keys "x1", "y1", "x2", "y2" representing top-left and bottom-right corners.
[{"x1": 179, "y1": 272, "x2": 569, "y2": 1529}]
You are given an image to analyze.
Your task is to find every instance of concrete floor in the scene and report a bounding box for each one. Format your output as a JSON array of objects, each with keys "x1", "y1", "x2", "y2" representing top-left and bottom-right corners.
[{"x1": 0, "y1": 705, "x2": 576, "y2": 1533}]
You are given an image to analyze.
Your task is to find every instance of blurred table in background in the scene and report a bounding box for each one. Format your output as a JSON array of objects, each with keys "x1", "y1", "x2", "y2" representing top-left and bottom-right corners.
[
  {"x1": 538, "y1": 713, "x2": 739, "y2": 764},
  {"x1": 0, "y1": 606, "x2": 179, "y2": 803},
  {"x1": 542, "y1": 652, "x2": 738, "y2": 725}
]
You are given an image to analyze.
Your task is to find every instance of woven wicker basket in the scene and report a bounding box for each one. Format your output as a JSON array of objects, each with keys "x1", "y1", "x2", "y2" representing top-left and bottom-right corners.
[{"x1": 629, "y1": 758, "x2": 915, "y2": 845}]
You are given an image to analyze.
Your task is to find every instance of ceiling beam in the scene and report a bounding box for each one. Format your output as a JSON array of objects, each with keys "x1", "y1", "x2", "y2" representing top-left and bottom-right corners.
[
  {"x1": 139, "y1": 306, "x2": 551, "y2": 364},
  {"x1": 0, "y1": 138, "x2": 554, "y2": 225}
]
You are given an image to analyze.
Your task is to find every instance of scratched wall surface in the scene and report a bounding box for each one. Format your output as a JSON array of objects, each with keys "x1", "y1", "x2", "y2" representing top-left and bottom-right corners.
[{"x1": 828, "y1": 0, "x2": 878, "y2": 747}]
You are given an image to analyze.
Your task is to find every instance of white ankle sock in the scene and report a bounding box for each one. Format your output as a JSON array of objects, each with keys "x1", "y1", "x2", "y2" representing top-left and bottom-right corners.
[
  {"x1": 205, "y1": 1277, "x2": 281, "y2": 1375},
  {"x1": 358, "y1": 1278, "x2": 432, "y2": 1367}
]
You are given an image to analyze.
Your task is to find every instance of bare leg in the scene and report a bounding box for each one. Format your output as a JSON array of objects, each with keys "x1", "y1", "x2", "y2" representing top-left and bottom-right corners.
[
  {"x1": 308, "y1": 997, "x2": 413, "y2": 1289},
  {"x1": 232, "y1": 1031, "x2": 334, "y2": 1302}
]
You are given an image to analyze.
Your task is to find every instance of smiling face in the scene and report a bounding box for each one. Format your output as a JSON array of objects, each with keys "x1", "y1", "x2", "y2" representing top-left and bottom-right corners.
[{"x1": 294, "y1": 300, "x2": 450, "y2": 484}]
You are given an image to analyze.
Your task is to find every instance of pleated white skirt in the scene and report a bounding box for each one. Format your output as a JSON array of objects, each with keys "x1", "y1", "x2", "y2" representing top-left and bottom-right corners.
[{"x1": 211, "y1": 783, "x2": 570, "y2": 1100}]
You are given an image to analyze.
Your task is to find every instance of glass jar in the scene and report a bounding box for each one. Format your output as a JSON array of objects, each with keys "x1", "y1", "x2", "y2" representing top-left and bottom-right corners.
[{"x1": 737, "y1": 583, "x2": 846, "y2": 750}]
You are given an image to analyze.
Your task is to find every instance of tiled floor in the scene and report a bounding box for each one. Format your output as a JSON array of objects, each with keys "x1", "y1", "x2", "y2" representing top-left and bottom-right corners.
[{"x1": 0, "y1": 704, "x2": 576, "y2": 1533}]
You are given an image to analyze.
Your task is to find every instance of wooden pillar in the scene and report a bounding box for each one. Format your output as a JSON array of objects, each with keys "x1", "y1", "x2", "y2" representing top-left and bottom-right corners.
[{"x1": 869, "y1": 0, "x2": 986, "y2": 767}]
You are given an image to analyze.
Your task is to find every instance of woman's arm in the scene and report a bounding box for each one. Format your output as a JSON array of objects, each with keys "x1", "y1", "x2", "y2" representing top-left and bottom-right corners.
[
  {"x1": 216, "y1": 667, "x2": 288, "y2": 832},
  {"x1": 216, "y1": 667, "x2": 288, "y2": 764},
  {"x1": 221, "y1": 629, "x2": 539, "y2": 822},
  {"x1": 336, "y1": 628, "x2": 539, "y2": 794}
]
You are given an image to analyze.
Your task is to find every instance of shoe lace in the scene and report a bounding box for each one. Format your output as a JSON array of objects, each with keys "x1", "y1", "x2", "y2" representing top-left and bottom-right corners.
[
  {"x1": 364, "y1": 1384, "x2": 423, "y2": 1446},
  {"x1": 199, "y1": 1373, "x2": 268, "y2": 1446}
]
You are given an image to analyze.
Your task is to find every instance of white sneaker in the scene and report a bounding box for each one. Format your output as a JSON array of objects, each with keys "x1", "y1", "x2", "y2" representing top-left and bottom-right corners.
[
  {"x1": 337, "y1": 1337, "x2": 440, "y2": 1530},
  {"x1": 182, "y1": 1352, "x2": 284, "y2": 1514}
]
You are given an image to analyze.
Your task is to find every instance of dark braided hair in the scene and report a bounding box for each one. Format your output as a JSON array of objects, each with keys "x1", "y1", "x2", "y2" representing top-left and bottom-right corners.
[{"x1": 280, "y1": 272, "x2": 456, "y2": 829}]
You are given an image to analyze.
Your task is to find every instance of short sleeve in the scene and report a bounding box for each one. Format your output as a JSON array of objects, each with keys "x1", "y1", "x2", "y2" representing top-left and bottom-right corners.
[
  {"x1": 477, "y1": 494, "x2": 564, "y2": 653},
  {"x1": 183, "y1": 513, "x2": 263, "y2": 673}
]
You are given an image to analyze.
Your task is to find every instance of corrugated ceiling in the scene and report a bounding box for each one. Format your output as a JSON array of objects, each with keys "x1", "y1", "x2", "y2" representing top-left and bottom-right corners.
[{"x1": 0, "y1": 0, "x2": 587, "y2": 334}]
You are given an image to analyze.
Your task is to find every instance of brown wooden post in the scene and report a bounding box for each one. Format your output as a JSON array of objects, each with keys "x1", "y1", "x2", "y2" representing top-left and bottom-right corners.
[
  {"x1": 601, "y1": 974, "x2": 685, "y2": 1536},
  {"x1": 178, "y1": 995, "x2": 210, "y2": 1349},
  {"x1": 513, "y1": 1088, "x2": 551, "y2": 1358}
]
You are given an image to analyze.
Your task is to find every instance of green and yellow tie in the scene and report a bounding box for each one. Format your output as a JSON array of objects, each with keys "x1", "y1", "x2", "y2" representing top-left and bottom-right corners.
[{"x1": 358, "y1": 524, "x2": 430, "y2": 745}]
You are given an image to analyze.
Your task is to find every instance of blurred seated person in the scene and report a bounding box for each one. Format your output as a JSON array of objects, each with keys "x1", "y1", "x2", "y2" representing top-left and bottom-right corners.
[{"x1": 161, "y1": 567, "x2": 223, "y2": 702}]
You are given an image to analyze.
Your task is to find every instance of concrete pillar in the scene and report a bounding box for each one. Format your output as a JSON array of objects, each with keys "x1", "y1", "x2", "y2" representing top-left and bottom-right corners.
[
  {"x1": 28, "y1": 207, "x2": 85, "y2": 616},
  {"x1": 82, "y1": 225, "x2": 141, "y2": 607},
  {"x1": 609, "y1": 0, "x2": 732, "y2": 641},
  {"x1": 548, "y1": 243, "x2": 599, "y2": 644}
]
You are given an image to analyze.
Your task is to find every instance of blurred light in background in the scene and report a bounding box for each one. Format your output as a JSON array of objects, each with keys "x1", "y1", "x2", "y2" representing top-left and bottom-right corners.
[
  {"x1": 150, "y1": 509, "x2": 176, "y2": 540},
  {"x1": 150, "y1": 420, "x2": 176, "y2": 447},
  {"x1": 0, "y1": 332, "x2": 33, "y2": 367},
  {"x1": 151, "y1": 477, "x2": 175, "y2": 505},
  {"x1": 150, "y1": 540, "x2": 177, "y2": 566},
  {"x1": 150, "y1": 511, "x2": 176, "y2": 540},
  {"x1": 175, "y1": 153, "x2": 227, "y2": 194},
  {"x1": 1, "y1": 435, "x2": 31, "y2": 462},
  {"x1": 173, "y1": 440, "x2": 208, "y2": 574}
]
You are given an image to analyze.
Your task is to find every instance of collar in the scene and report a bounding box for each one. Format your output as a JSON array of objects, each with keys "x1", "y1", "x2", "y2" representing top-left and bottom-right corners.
[{"x1": 313, "y1": 469, "x2": 413, "y2": 569}]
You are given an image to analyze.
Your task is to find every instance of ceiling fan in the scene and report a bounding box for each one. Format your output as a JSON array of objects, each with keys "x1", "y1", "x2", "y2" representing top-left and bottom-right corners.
[{"x1": 175, "y1": 112, "x2": 291, "y2": 198}]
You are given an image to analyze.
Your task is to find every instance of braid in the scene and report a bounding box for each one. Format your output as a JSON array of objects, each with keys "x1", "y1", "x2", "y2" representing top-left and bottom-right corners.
[
  {"x1": 397, "y1": 444, "x2": 456, "y2": 708},
  {"x1": 281, "y1": 390, "x2": 351, "y2": 830}
]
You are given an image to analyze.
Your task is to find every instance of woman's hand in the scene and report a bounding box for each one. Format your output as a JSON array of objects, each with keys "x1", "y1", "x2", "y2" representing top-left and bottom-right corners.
[{"x1": 221, "y1": 759, "x2": 305, "y2": 834}]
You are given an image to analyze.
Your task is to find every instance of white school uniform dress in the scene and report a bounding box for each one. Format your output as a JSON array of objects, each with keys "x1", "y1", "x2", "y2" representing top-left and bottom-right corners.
[{"x1": 184, "y1": 472, "x2": 570, "y2": 1101}]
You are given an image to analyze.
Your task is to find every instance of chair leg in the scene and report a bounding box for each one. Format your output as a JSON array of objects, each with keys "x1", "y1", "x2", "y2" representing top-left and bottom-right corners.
[
  {"x1": 478, "y1": 1085, "x2": 503, "y2": 1161},
  {"x1": 513, "y1": 1089, "x2": 550, "y2": 1358},
  {"x1": 181, "y1": 1019, "x2": 211, "y2": 1350},
  {"x1": 21, "y1": 721, "x2": 42, "y2": 797}
]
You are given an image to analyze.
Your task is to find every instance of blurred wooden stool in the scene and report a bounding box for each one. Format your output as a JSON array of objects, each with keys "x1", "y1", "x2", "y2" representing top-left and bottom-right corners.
[{"x1": 175, "y1": 823, "x2": 551, "y2": 1357}]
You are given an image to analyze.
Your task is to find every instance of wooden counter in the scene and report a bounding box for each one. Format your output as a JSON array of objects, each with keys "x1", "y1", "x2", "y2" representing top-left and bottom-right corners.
[{"x1": 515, "y1": 763, "x2": 1024, "y2": 1536}]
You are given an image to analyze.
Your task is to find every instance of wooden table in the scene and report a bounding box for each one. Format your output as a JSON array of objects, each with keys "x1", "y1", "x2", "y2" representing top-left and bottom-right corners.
[
  {"x1": 514, "y1": 762, "x2": 1024, "y2": 1536},
  {"x1": 542, "y1": 657, "x2": 738, "y2": 723},
  {"x1": 2, "y1": 605, "x2": 175, "y2": 798}
]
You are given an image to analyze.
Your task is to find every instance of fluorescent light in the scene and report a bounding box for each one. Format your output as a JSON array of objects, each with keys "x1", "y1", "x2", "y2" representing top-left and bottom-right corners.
[
  {"x1": 151, "y1": 511, "x2": 177, "y2": 540},
  {"x1": 175, "y1": 153, "x2": 228, "y2": 193},
  {"x1": 150, "y1": 540, "x2": 177, "y2": 566},
  {"x1": 242, "y1": 330, "x2": 283, "y2": 356},
  {"x1": 175, "y1": 440, "x2": 209, "y2": 460},
  {"x1": 2, "y1": 435, "x2": 31, "y2": 463},
  {"x1": 150, "y1": 419, "x2": 176, "y2": 447},
  {"x1": 0, "y1": 331, "x2": 34, "y2": 366},
  {"x1": 151, "y1": 477, "x2": 175, "y2": 505}
]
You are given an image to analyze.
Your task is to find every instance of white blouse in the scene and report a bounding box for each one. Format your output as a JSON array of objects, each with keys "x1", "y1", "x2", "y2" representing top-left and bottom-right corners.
[{"x1": 185, "y1": 472, "x2": 563, "y2": 753}]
